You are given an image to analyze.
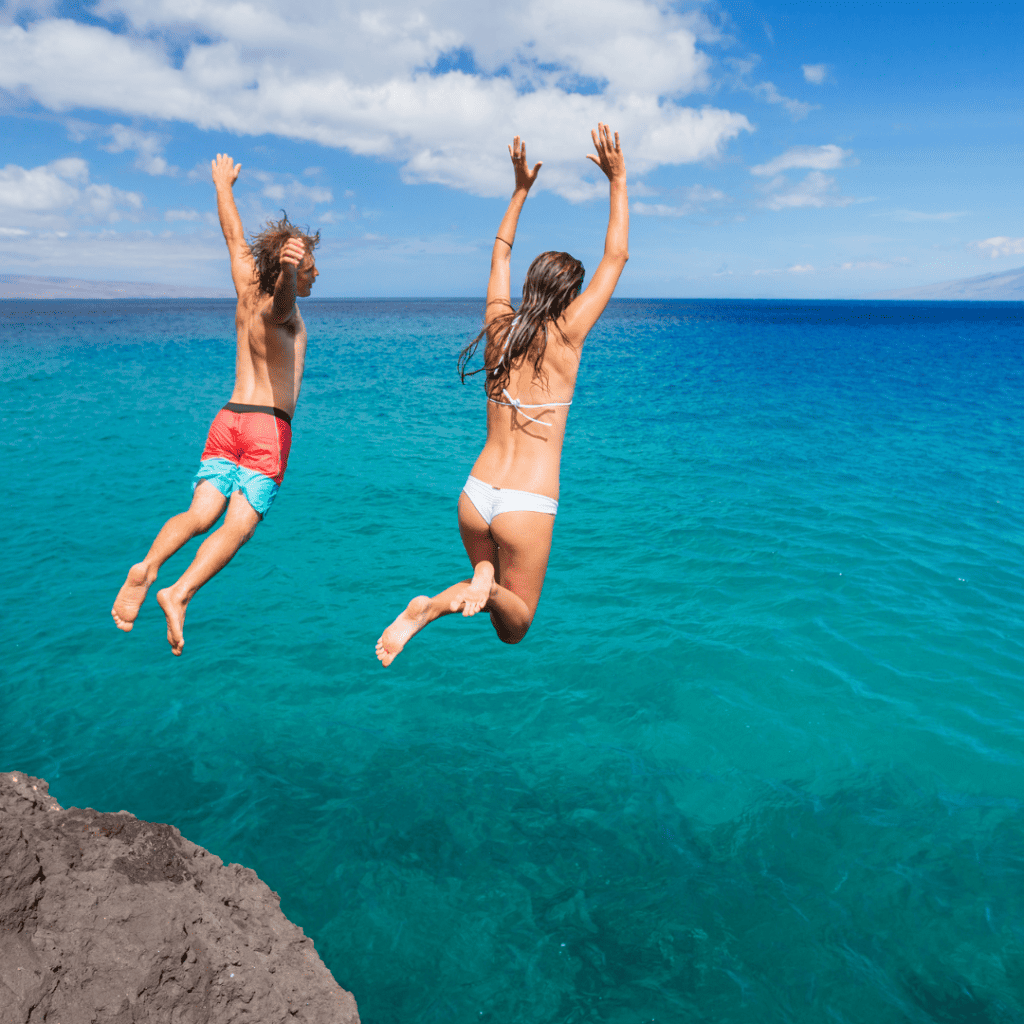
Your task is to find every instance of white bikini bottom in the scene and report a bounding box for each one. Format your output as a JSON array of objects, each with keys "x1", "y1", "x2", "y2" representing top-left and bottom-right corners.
[{"x1": 461, "y1": 474, "x2": 558, "y2": 526}]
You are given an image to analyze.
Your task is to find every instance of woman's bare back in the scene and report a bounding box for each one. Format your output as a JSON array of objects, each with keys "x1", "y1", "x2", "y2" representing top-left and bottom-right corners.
[{"x1": 470, "y1": 322, "x2": 581, "y2": 498}]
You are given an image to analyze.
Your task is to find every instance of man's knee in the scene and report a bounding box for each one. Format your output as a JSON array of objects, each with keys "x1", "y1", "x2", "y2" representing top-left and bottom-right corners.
[
  {"x1": 184, "y1": 507, "x2": 221, "y2": 535},
  {"x1": 230, "y1": 519, "x2": 259, "y2": 546},
  {"x1": 186, "y1": 486, "x2": 228, "y2": 533}
]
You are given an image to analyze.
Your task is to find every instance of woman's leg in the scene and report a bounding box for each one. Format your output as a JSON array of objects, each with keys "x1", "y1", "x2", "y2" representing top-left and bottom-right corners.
[
  {"x1": 485, "y1": 509, "x2": 554, "y2": 644},
  {"x1": 375, "y1": 497, "x2": 554, "y2": 665},
  {"x1": 376, "y1": 494, "x2": 497, "y2": 666}
]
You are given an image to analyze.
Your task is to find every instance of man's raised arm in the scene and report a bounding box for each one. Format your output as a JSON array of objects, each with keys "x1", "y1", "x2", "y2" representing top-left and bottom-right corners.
[
  {"x1": 211, "y1": 153, "x2": 254, "y2": 295},
  {"x1": 266, "y1": 238, "x2": 306, "y2": 324}
]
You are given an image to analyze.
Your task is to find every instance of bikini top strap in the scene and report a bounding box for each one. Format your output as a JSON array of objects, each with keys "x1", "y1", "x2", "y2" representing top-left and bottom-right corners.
[{"x1": 498, "y1": 388, "x2": 551, "y2": 426}]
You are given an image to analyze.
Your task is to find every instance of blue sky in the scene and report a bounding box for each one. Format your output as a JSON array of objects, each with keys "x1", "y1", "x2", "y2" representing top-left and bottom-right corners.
[{"x1": 1, "y1": 0, "x2": 1021, "y2": 297}]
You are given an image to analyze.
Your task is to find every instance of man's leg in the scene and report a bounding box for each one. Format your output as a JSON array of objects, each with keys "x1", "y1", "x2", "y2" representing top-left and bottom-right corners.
[
  {"x1": 156, "y1": 490, "x2": 261, "y2": 656},
  {"x1": 112, "y1": 481, "x2": 228, "y2": 631}
]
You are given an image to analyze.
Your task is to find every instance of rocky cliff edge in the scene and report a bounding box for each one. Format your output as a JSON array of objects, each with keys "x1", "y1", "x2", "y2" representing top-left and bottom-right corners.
[{"x1": 0, "y1": 771, "x2": 359, "y2": 1024}]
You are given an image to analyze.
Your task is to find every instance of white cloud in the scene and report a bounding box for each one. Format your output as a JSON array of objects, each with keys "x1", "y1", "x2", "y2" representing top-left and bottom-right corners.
[
  {"x1": 758, "y1": 170, "x2": 855, "y2": 211},
  {"x1": 0, "y1": 158, "x2": 85, "y2": 211},
  {"x1": 840, "y1": 259, "x2": 909, "y2": 270},
  {"x1": 0, "y1": 0, "x2": 56, "y2": 21},
  {"x1": 165, "y1": 207, "x2": 200, "y2": 221},
  {"x1": 885, "y1": 209, "x2": 967, "y2": 222},
  {"x1": 186, "y1": 161, "x2": 212, "y2": 183},
  {"x1": 632, "y1": 203, "x2": 689, "y2": 217},
  {"x1": 753, "y1": 263, "x2": 814, "y2": 276},
  {"x1": 0, "y1": 1, "x2": 752, "y2": 199},
  {"x1": 802, "y1": 64, "x2": 827, "y2": 85},
  {"x1": 329, "y1": 232, "x2": 477, "y2": 257},
  {"x1": 725, "y1": 58, "x2": 814, "y2": 120},
  {"x1": 246, "y1": 171, "x2": 333, "y2": 212},
  {"x1": 0, "y1": 227, "x2": 228, "y2": 282},
  {"x1": 0, "y1": 158, "x2": 143, "y2": 229},
  {"x1": 632, "y1": 184, "x2": 727, "y2": 217},
  {"x1": 64, "y1": 117, "x2": 98, "y2": 143},
  {"x1": 974, "y1": 236, "x2": 1024, "y2": 258},
  {"x1": 0, "y1": 227, "x2": 30, "y2": 236},
  {"x1": 105, "y1": 124, "x2": 177, "y2": 176},
  {"x1": 751, "y1": 144, "x2": 852, "y2": 176},
  {"x1": 752, "y1": 81, "x2": 815, "y2": 120},
  {"x1": 260, "y1": 180, "x2": 333, "y2": 205}
]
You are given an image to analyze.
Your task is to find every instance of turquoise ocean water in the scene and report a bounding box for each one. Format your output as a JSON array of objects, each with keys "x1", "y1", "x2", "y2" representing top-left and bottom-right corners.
[{"x1": 3, "y1": 298, "x2": 1023, "y2": 1022}]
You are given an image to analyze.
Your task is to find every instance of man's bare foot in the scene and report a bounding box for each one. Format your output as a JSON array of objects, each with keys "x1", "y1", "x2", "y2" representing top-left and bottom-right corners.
[
  {"x1": 449, "y1": 561, "x2": 495, "y2": 617},
  {"x1": 112, "y1": 563, "x2": 156, "y2": 632},
  {"x1": 376, "y1": 595, "x2": 433, "y2": 667},
  {"x1": 156, "y1": 587, "x2": 188, "y2": 656}
]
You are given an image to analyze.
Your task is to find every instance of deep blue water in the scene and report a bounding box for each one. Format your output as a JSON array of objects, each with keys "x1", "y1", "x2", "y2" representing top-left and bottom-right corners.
[{"x1": 3, "y1": 298, "x2": 1023, "y2": 1023}]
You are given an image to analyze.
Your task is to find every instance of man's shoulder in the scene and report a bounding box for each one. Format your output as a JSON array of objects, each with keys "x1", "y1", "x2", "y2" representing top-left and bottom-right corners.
[
  {"x1": 236, "y1": 286, "x2": 271, "y2": 314},
  {"x1": 259, "y1": 299, "x2": 303, "y2": 332}
]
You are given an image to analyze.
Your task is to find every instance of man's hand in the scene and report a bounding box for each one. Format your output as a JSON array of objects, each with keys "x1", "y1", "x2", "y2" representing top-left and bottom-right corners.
[
  {"x1": 279, "y1": 238, "x2": 306, "y2": 269},
  {"x1": 212, "y1": 153, "x2": 242, "y2": 190}
]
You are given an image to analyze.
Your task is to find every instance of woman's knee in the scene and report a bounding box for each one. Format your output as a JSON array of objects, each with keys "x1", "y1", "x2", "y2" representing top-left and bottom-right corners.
[{"x1": 493, "y1": 617, "x2": 530, "y2": 645}]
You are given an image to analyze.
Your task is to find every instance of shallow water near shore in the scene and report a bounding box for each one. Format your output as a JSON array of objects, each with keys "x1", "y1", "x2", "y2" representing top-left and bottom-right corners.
[{"x1": 3, "y1": 297, "x2": 1024, "y2": 1022}]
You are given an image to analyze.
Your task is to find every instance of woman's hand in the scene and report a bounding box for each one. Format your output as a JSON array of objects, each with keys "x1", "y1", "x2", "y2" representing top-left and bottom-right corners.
[
  {"x1": 509, "y1": 136, "x2": 542, "y2": 193},
  {"x1": 585, "y1": 123, "x2": 625, "y2": 182}
]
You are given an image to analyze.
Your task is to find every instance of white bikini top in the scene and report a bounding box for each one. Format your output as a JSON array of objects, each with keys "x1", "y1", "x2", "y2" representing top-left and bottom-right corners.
[{"x1": 487, "y1": 317, "x2": 573, "y2": 426}]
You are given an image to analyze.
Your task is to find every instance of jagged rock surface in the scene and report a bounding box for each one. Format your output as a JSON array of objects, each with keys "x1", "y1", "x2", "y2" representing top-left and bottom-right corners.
[{"x1": 0, "y1": 771, "x2": 359, "y2": 1024}]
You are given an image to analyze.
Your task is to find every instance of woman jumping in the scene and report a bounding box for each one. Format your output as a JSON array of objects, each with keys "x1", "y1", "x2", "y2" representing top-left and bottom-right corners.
[{"x1": 376, "y1": 123, "x2": 629, "y2": 665}]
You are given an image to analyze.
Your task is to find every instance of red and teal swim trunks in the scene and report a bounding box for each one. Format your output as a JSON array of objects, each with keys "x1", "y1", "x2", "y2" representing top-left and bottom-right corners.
[{"x1": 193, "y1": 403, "x2": 293, "y2": 516}]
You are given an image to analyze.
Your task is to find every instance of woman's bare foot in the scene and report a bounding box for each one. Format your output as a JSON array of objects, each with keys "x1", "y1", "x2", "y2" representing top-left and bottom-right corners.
[
  {"x1": 112, "y1": 563, "x2": 156, "y2": 632},
  {"x1": 376, "y1": 595, "x2": 433, "y2": 667},
  {"x1": 156, "y1": 587, "x2": 188, "y2": 656},
  {"x1": 449, "y1": 561, "x2": 495, "y2": 617}
]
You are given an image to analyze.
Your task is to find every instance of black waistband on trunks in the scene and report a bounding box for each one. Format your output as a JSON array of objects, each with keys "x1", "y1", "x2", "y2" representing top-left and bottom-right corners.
[{"x1": 223, "y1": 402, "x2": 292, "y2": 425}]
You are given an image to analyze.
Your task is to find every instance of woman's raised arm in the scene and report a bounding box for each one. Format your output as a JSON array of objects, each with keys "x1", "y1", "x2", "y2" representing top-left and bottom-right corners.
[
  {"x1": 485, "y1": 137, "x2": 542, "y2": 319},
  {"x1": 561, "y1": 124, "x2": 629, "y2": 343}
]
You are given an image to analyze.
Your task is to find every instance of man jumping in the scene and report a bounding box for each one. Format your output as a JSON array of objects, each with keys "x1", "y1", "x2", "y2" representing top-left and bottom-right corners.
[{"x1": 111, "y1": 153, "x2": 319, "y2": 655}]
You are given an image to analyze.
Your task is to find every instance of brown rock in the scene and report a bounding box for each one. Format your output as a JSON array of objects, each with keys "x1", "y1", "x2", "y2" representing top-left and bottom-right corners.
[{"x1": 0, "y1": 771, "x2": 359, "y2": 1024}]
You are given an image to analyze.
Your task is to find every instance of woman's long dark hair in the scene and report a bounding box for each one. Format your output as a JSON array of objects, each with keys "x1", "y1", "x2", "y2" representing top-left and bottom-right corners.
[{"x1": 458, "y1": 251, "x2": 585, "y2": 397}]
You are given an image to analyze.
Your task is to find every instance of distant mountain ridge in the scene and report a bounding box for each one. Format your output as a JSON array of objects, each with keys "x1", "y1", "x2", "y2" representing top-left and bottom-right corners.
[
  {"x1": 0, "y1": 274, "x2": 232, "y2": 299},
  {"x1": 873, "y1": 266, "x2": 1024, "y2": 301}
]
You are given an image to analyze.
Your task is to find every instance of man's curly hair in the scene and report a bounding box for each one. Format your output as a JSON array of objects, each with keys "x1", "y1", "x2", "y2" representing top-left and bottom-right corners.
[{"x1": 247, "y1": 212, "x2": 320, "y2": 295}]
